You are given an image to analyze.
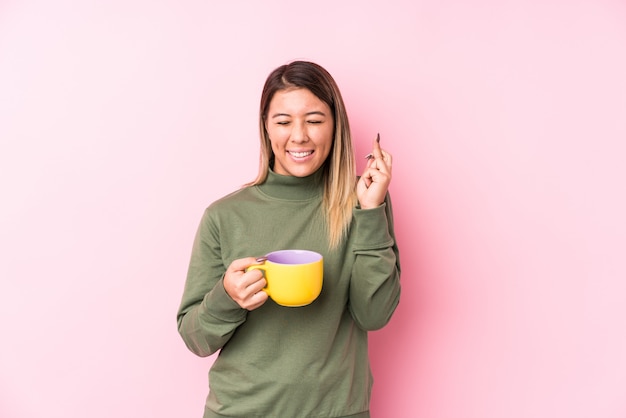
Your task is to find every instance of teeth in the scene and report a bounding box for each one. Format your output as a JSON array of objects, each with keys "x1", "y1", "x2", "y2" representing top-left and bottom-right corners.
[{"x1": 289, "y1": 151, "x2": 312, "y2": 158}]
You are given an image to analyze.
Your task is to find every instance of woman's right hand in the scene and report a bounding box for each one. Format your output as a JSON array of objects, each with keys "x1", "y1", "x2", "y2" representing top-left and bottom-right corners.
[{"x1": 223, "y1": 257, "x2": 269, "y2": 310}]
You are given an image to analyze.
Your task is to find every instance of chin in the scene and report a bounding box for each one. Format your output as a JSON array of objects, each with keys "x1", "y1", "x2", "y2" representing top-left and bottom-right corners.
[{"x1": 276, "y1": 161, "x2": 321, "y2": 177}]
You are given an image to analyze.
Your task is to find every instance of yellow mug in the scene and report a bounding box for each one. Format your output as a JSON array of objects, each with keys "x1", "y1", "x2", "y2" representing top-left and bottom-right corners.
[{"x1": 248, "y1": 250, "x2": 323, "y2": 307}]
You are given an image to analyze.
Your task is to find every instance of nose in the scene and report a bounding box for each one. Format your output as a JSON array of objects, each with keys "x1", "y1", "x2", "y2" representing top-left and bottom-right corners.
[{"x1": 289, "y1": 121, "x2": 308, "y2": 143}]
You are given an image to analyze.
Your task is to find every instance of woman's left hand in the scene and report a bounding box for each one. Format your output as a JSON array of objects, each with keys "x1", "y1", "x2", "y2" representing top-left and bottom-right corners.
[{"x1": 357, "y1": 134, "x2": 392, "y2": 209}]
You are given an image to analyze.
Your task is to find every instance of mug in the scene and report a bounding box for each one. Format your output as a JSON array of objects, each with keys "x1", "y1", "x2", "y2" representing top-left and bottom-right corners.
[{"x1": 247, "y1": 249, "x2": 323, "y2": 307}]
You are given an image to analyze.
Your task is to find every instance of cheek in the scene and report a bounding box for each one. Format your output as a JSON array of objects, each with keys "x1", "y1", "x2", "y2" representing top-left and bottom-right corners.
[
  {"x1": 269, "y1": 140, "x2": 280, "y2": 154},
  {"x1": 266, "y1": 128, "x2": 281, "y2": 147},
  {"x1": 322, "y1": 126, "x2": 335, "y2": 149},
  {"x1": 268, "y1": 125, "x2": 288, "y2": 140}
]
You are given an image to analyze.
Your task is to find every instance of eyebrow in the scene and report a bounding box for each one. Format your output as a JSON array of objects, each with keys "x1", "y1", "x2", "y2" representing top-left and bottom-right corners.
[{"x1": 271, "y1": 111, "x2": 326, "y2": 118}]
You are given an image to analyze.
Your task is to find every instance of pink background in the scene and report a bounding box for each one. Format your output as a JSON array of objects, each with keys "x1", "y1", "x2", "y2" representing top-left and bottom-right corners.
[{"x1": 1, "y1": 1, "x2": 625, "y2": 417}]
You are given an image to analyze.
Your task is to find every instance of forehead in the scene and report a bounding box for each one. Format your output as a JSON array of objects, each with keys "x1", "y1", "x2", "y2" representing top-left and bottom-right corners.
[{"x1": 269, "y1": 88, "x2": 330, "y2": 114}]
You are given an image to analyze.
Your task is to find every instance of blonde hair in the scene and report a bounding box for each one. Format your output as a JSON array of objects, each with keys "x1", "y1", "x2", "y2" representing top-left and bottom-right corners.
[{"x1": 248, "y1": 61, "x2": 357, "y2": 249}]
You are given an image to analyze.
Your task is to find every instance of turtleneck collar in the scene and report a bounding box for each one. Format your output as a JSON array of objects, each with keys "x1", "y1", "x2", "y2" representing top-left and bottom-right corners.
[{"x1": 255, "y1": 168, "x2": 325, "y2": 201}]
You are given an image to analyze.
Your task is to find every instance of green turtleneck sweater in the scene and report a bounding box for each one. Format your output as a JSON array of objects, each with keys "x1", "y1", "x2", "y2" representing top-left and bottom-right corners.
[{"x1": 177, "y1": 169, "x2": 401, "y2": 418}]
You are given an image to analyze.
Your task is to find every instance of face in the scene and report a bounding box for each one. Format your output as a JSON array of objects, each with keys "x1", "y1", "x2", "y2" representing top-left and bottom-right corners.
[{"x1": 265, "y1": 88, "x2": 334, "y2": 177}]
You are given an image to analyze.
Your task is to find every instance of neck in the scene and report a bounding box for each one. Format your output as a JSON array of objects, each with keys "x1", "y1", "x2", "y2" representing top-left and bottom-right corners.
[{"x1": 256, "y1": 168, "x2": 325, "y2": 200}]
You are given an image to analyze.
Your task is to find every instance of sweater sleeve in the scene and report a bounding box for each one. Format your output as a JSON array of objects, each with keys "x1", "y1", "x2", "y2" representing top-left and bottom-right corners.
[
  {"x1": 349, "y1": 193, "x2": 401, "y2": 330},
  {"x1": 176, "y1": 208, "x2": 248, "y2": 357}
]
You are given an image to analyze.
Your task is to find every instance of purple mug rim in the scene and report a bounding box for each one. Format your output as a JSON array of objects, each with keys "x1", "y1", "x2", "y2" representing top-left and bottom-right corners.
[{"x1": 265, "y1": 249, "x2": 322, "y2": 265}]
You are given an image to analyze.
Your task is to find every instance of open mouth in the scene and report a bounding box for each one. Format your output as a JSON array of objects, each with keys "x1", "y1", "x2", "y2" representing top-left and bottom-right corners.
[{"x1": 288, "y1": 151, "x2": 313, "y2": 158}]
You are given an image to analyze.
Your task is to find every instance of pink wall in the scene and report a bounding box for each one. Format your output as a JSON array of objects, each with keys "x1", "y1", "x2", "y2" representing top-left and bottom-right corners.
[{"x1": 1, "y1": 1, "x2": 625, "y2": 417}]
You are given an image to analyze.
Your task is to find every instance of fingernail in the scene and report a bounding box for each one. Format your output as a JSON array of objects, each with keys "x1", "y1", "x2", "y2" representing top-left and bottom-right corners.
[
  {"x1": 255, "y1": 256, "x2": 267, "y2": 263},
  {"x1": 364, "y1": 153, "x2": 373, "y2": 160},
  {"x1": 376, "y1": 133, "x2": 380, "y2": 143}
]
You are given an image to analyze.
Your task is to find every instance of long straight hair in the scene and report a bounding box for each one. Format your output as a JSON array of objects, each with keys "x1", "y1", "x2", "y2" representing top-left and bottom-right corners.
[{"x1": 249, "y1": 61, "x2": 357, "y2": 249}]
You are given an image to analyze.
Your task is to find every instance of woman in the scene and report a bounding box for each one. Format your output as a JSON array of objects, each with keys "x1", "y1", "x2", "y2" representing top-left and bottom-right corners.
[{"x1": 177, "y1": 61, "x2": 401, "y2": 418}]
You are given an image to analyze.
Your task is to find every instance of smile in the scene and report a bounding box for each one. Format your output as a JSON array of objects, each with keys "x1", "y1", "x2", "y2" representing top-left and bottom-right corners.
[{"x1": 289, "y1": 151, "x2": 313, "y2": 158}]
